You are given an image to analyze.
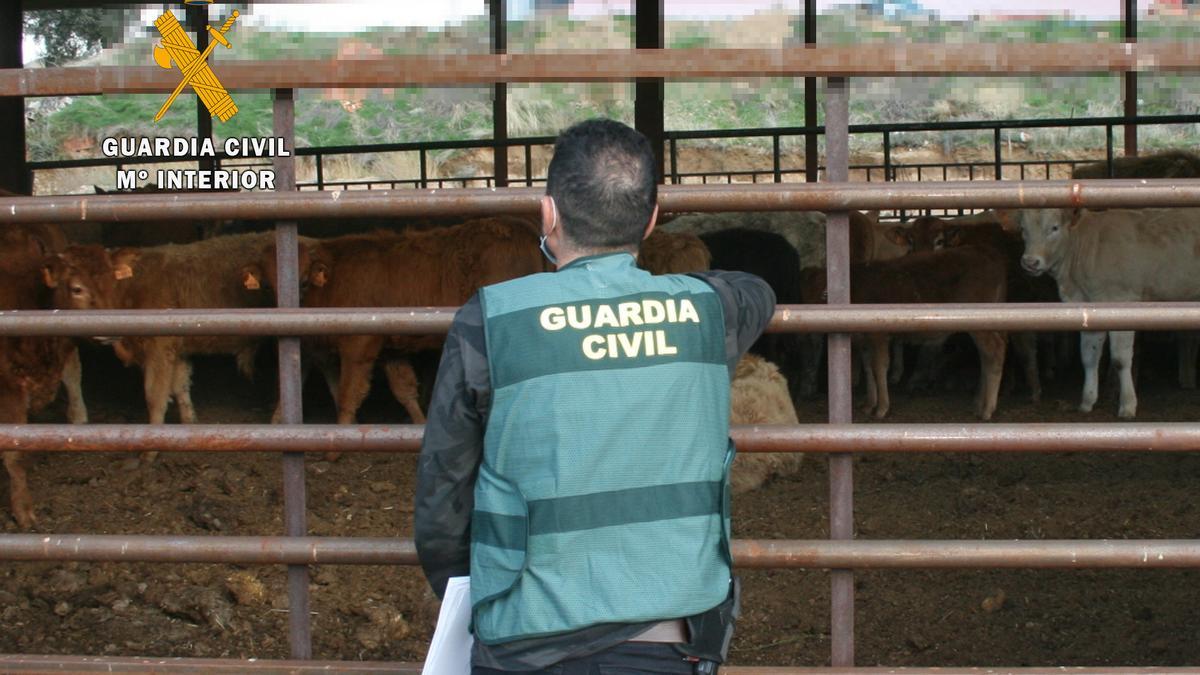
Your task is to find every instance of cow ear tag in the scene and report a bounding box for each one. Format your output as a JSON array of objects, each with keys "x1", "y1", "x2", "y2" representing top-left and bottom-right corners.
[{"x1": 114, "y1": 265, "x2": 134, "y2": 280}]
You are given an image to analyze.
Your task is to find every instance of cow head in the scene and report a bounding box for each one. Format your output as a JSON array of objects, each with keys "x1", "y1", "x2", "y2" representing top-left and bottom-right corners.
[
  {"x1": 1001, "y1": 209, "x2": 1079, "y2": 277},
  {"x1": 41, "y1": 245, "x2": 134, "y2": 311},
  {"x1": 887, "y1": 216, "x2": 960, "y2": 254},
  {"x1": 890, "y1": 216, "x2": 951, "y2": 253},
  {"x1": 242, "y1": 240, "x2": 314, "y2": 298},
  {"x1": 0, "y1": 224, "x2": 68, "y2": 271}
]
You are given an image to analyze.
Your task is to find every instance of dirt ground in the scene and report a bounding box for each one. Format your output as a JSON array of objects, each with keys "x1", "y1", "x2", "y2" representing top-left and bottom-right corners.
[{"x1": 3, "y1": 331, "x2": 1199, "y2": 668}]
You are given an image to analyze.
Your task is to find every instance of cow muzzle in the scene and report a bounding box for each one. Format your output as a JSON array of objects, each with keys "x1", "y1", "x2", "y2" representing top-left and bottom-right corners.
[{"x1": 1020, "y1": 255, "x2": 1046, "y2": 276}]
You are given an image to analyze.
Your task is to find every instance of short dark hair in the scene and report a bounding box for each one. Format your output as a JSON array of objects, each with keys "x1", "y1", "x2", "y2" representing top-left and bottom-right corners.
[{"x1": 546, "y1": 118, "x2": 658, "y2": 249}]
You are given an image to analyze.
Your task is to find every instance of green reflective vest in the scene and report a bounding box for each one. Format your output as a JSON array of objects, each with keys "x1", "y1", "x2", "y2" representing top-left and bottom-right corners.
[{"x1": 472, "y1": 252, "x2": 733, "y2": 645}]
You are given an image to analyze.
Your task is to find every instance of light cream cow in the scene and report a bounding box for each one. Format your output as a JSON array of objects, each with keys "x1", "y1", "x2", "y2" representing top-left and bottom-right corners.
[{"x1": 1005, "y1": 207, "x2": 1200, "y2": 418}]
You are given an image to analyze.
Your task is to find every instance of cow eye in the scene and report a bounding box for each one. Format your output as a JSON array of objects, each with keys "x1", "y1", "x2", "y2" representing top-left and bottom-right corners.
[{"x1": 70, "y1": 284, "x2": 84, "y2": 296}]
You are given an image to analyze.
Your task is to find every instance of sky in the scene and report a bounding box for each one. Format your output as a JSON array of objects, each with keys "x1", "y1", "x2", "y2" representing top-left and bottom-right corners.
[{"x1": 23, "y1": 1, "x2": 1154, "y2": 64}]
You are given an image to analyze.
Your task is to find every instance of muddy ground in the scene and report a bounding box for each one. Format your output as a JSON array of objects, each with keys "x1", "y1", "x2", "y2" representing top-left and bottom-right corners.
[{"x1": 2, "y1": 332, "x2": 1199, "y2": 668}]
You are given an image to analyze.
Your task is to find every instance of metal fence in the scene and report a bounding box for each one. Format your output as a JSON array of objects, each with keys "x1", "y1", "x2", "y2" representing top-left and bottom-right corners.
[
  {"x1": 3, "y1": 43, "x2": 1200, "y2": 672},
  {"x1": 29, "y1": 113, "x2": 1200, "y2": 195}
]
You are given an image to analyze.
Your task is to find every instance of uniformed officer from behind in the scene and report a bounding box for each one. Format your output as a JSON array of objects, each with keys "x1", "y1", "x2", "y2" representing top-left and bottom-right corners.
[{"x1": 415, "y1": 118, "x2": 776, "y2": 673}]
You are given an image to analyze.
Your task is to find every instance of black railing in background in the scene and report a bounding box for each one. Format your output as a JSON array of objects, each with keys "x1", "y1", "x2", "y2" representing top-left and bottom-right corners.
[{"x1": 28, "y1": 113, "x2": 1200, "y2": 199}]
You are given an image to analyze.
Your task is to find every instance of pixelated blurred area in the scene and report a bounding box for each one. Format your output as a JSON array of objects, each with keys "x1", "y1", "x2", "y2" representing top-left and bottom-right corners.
[{"x1": 20, "y1": 0, "x2": 1197, "y2": 195}]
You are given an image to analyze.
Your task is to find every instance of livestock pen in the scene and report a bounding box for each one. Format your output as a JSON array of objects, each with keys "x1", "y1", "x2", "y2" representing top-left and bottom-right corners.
[{"x1": 4, "y1": 1, "x2": 1200, "y2": 672}]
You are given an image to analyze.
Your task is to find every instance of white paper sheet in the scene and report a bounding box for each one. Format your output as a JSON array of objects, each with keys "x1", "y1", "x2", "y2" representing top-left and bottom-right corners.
[{"x1": 422, "y1": 576, "x2": 473, "y2": 675}]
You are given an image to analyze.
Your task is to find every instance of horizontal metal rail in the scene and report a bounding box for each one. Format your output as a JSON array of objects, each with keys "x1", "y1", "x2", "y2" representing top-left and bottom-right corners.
[
  {"x1": 0, "y1": 658, "x2": 1186, "y2": 675},
  {"x1": 4, "y1": 44, "x2": 1200, "y2": 97},
  {"x1": 4, "y1": 180, "x2": 1200, "y2": 223},
  {"x1": 0, "y1": 657, "x2": 421, "y2": 675},
  {"x1": 4, "y1": 423, "x2": 1200, "y2": 455},
  {"x1": 5, "y1": 304, "x2": 1200, "y2": 336},
  {"x1": 2, "y1": 536, "x2": 1199, "y2": 568}
]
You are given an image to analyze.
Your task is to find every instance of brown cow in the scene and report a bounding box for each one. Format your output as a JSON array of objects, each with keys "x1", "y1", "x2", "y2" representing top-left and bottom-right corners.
[
  {"x1": 42, "y1": 233, "x2": 274, "y2": 464},
  {"x1": 1071, "y1": 150, "x2": 1200, "y2": 181},
  {"x1": 242, "y1": 233, "x2": 426, "y2": 427},
  {"x1": 637, "y1": 230, "x2": 710, "y2": 275},
  {"x1": 891, "y1": 212, "x2": 1060, "y2": 402},
  {"x1": 804, "y1": 245, "x2": 1008, "y2": 420},
  {"x1": 244, "y1": 218, "x2": 545, "y2": 429},
  {"x1": 2, "y1": 235, "x2": 87, "y2": 527}
]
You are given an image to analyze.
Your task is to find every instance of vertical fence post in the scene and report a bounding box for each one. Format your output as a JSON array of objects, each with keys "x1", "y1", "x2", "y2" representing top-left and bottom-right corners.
[
  {"x1": 1122, "y1": 0, "x2": 1138, "y2": 157},
  {"x1": 773, "y1": 134, "x2": 782, "y2": 183},
  {"x1": 273, "y1": 87, "x2": 311, "y2": 661},
  {"x1": 187, "y1": 2, "x2": 214, "y2": 176},
  {"x1": 490, "y1": 0, "x2": 509, "y2": 188},
  {"x1": 635, "y1": 0, "x2": 665, "y2": 183},
  {"x1": 419, "y1": 149, "x2": 428, "y2": 189},
  {"x1": 315, "y1": 154, "x2": 324, "y2": 191},
  {"x1": 882, "y1": 131, "x2": 892, "y2": 182},
  {"x1": 1106, "y1": 124, "x2": 1115, "y2": 178},
  {"x1": 669, "y1": 137, "x2": 679, "y2": 184},
  {"x1": 804, "y1": 0, "x2": 818, "y2": 186},
  {"x1": 993, "y1": 127, "x2": 1003, "y2": 180},
  {"x1": 824, "y1": 76, "x2": 854, "y2": 668},
  {"x1": 0, "y1": 0, "x2": 28, "y2": 195}
]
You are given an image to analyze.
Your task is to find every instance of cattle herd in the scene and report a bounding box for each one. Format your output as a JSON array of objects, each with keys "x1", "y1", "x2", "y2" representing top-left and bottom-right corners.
[{"x1": 2, "y1": 151, "x2": 1200, "y2": 528}]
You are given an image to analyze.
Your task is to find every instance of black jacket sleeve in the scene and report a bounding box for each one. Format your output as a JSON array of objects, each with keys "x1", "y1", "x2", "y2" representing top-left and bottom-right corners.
[
  {"x1": 688, "y1": 270, "x2": 777, "y2": 374},
  {"x1": 413, "y1": 294, "x2": 490, "y2": 599}
]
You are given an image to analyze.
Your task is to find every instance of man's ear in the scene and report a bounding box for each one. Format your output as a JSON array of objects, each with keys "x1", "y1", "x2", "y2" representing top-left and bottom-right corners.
[
  {"x1": 540, "y1": 195, "x2": 556, "y2": 236},
  {"x1": 643, "y1": 204, "x2": 659, "y2": 241}
]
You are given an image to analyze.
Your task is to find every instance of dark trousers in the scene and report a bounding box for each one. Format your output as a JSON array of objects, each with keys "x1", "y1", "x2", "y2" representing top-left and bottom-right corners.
[{"x1": 472, "y1": 642, "x2": 696, "y2": 674}]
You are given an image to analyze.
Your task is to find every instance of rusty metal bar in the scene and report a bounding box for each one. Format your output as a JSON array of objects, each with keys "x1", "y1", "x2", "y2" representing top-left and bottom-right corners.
[
  {"x1": 6, "y1": 43, "x2": 1200, "y2": 97},
  {"x1": 732, "y1": 540, "x2": 1200, "y2": 570},
  {"x1": 0, "y1": 659, "x2": 1188, "y2": 675},
  {"x1": 0, "y1": 656, "x2": 419, "y2": 674},
  {"x1": 273, "y1": 87, "x2": 310, "y2": 661},
  {"x1": 0, "y1": 535, "x2": 416, "y2": 564},
  {"x1": 5, "y1": 179, "x2": 1200, "y2": 223},
  {"x1": 0, "y1": 658, "x2": 1187, "y2": 675},
  {"x1": 7, "y1": 422, "x2": 1200, "y2": 455},
  {"x1": 3, "y1": 535, "x2": 1200, "y2": 569},
  {"x1": 8, "y1": 303, "x2": 1200, "y2": 336},
  {"x1": 824, "y1": 75, "x2": 854, "y2": 668}
]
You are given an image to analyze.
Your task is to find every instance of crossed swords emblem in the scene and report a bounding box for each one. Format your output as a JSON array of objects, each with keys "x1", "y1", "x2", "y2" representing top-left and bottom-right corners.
[{"x1": 152, "y1": 9, "x2": 240, "y2": 123}]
